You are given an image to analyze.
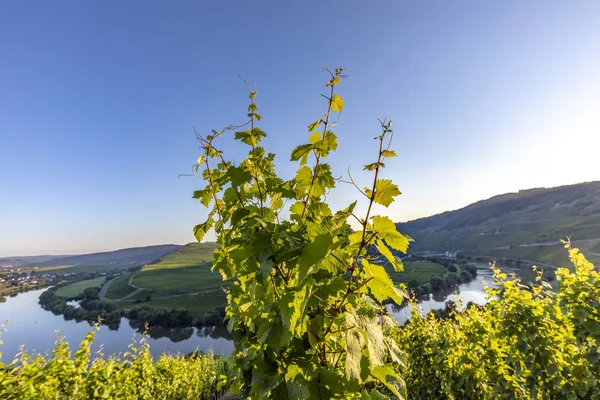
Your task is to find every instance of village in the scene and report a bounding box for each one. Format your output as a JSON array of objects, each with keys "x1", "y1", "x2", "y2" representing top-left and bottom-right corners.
[{"x1": 0, "y1": 267, "x2": 99, "y2": 299}]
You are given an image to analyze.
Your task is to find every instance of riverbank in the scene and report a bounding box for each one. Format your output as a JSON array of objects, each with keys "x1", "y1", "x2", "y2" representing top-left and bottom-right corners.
[
  {"x1": 39, "y1": 281, "x2": 227, "y2": 331},
  {"x1": 0, "y1": 288, "x2": 234, "y2": 361}
]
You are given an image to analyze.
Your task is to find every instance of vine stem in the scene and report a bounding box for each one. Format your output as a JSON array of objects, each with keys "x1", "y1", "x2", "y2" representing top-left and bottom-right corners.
[
  {"x1": 358, "y1": 129, "x2": 386, "y2": 258},
  {"x1": 203, "y1": 156, "x2": 223, "y2": 228},
  {"x1": 321, "y1": 122, "x2": 391, "y2": 362},
  {"x1": 240, "y1": 81, "x2": 266, "y2": 217},
  {"x1": 301, "y1": 70, "x2": 336, "y2": 218}
]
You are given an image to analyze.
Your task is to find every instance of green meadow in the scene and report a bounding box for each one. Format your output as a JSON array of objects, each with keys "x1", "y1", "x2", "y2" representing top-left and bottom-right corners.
[
  {"x1": 33, "y1": 264, "x2": 136, "y2": 274},
  {"x1": 55, "y1": 276, "x2": 107, "y2": 298},
  {"x1": 140, "y1": 292, "x2": 227, "y2": 314},
  {"x1": 132, "y1": 242, "x2": 223, "y2": 292},
  {"x1": 104, "y1": 273, "x2": 137, "y2": 299},
  {"x1": 387, "y1": 261, "x2": 446, "y2": 284}
]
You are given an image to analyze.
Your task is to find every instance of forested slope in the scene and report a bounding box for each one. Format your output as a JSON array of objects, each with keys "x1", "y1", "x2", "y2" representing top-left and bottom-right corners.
[{"x1": 397, "y1": 181, "x2": 600, "y2": 265}]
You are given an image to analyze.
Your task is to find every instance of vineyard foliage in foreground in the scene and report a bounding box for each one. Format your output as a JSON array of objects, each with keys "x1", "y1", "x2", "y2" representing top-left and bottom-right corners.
[
  {"x1": 193, "y1": 69, "x2": 411, "y2": 398},
  {"x1": 1, "y1": 245, "x2": 599, "y2": 399},
  {"x1": 394, "y1": 242, "x2": 600, "y2": 399},
  {"x1": 0, "y1": 326, "x2": 226, "y2": 400},
  {"x1": 0, "y1": 248, "x2": 600, "y2": 400}
]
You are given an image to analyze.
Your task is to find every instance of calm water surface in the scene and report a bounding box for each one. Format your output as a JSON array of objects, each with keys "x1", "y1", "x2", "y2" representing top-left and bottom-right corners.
[
  {"x1": 0, "y1": 265, "x2": 520, "y2": 360},
  {"x1": 387, "y1": 264, "x2": 515, "y2": 324},
  {"x1": 0, "y1": 288, "x2": 234, "y2": 361}
]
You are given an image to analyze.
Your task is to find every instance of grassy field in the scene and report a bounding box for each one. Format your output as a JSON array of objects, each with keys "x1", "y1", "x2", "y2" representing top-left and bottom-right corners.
[
  {"x1": 387, "y1": 261, "x2": 446, "y2": 284},
  {"x1": 33, "y1": 264, "x2": 137, "y2": 274},
  {"x1": 132, "y1": 243, "x2": 223, "y2": 291},
  {"x1": 98, "y1": 243, "x2": 230, "y2": 315},
  {"x1": 104, "y1": 273, "x2": 136, "y2": 299},
  {"x1": 135, "y1": 292, "x2": 227, "y2": 314},
  {"x1": 55, "y1": 277, "x2": 107, "y2": 298}
]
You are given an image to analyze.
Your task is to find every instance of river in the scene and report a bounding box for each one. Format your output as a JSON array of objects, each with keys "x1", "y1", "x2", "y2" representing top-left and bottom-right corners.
[
  {"x1": 0, "y1": 288, "x2": 234, "y2": 361},
  {"x1": 386, "y1": 265, "x2": 501, "y2": 324},
  {"x1": 0, "y1": 264, "x2": 515, "y2": 361}
]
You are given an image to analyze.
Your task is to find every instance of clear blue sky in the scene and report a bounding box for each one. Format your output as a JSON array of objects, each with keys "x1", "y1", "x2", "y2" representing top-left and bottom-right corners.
[{"x1": 2, "y1": 1, "x2": 599, "y2": 256}]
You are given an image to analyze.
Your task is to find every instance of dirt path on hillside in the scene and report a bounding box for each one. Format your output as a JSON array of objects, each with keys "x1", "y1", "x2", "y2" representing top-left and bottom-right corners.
[
  {"x1": 117, "y1": 287, "x2": 144, "y2": 300},
  {"x1": 110, "y1": 271, "x2": 144, "y2": 300},
  {"x1": 127, "y1": 271, "x2": 143, "y2": 289},
  {"x1": 100, "y1": 269, "x2": 225, "y2": 303},
  {"x1": 98, "y1": 272, "x2": 143, "y2": 302},
  {"x1": 98, "y1": 276, "x2": 116, "y2": 301}
]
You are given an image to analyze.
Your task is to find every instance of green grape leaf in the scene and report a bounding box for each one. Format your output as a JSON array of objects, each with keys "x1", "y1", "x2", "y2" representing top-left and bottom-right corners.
[
  {"x1": 385, "y1": 337, "x2": 406, "y2": 368},
  {"x1": 318, "y1": 370, "x2": 346, "y2": 398},
  {"x1": 234, "y1": 130, "x2": 254, "y2": 146},
  {"x1": 309, "y1": 131, "x2": 321, "y2": 144},
  {"x1": 286, "y1": 382, "x2": 310, "y2": 400},
  {"x1": 346, "y1": 308, "x2": 386, "y2": 368},
  {"x1": 290, "y1": 201, "x2": 305, "y2": 216},
  {"x1": 294, "y1": 166, "x2": 313, "y2": 193},
  {"x1": 223, "y1": 186, "x2": 239, "y2": 205},
  {"x1": 370, "y1": 365, "x2": 404, "y2": 399},
  {"x1": 363, "y1": 162, "x2": 385, "y2": 171},
  {"x1": 297, "y1": 234, "x2": 333, "y2": 282},
  {"x1": 344, "y1": 328, "x2": 366, "y2": 380},
  {"x1": 308, "y1": 119, "x2": 322, "y2": 132},
  {"x1": 308, "y1": 315, "x2": 324, "y2": 348},
  {"x1": 349, "y1": 231, "x2": 364, "y2": 247},
  {"x1": 192, "y1": 188, "x2": 213, "y2": 207},
  {"x1": 257, "y1": 248, "x2": 275, "y2": 284},
  {"x1": 322, "y1": 131, "x2": 338, "y2": 153},
  {"x1": 266, "y1": 320, "x2": 292, "y2": 350},
  {"x1": 373, "y1": 179, "x2": 401, "y2": 207},
  {"x1": 291, "y1": 144, "x2": 313, "y2": 166},
  {"x1": 381, "y1": 150, "x2": 396, "y2": 158},
  {"x1": 367, "y1": 389, "x2": 389, "y2": 400},
  {"x1": 375, "y1": 239, "x2": 402, "y2": 271},
  {"x1": 363, "y1": 163, "x2": 378, "y2": 171},
  {"x1": 371, "y1": 215, "x2": 411, "y2": 253},
  {"x1": 270, "y1": 192, "x2": 283, "y2": 210},
  {"x1": 229, "y1": 166, "x2": 252, "y2": 186},
  {"x1": 193, "y1": 215, "x2": 214, "y2": 242},
  {"x1": 311, "y1": 163, "x2": 335, "y2": 197},
  {"x1": 257, "y1": 321, "x2": 272, "y2": 344},
  {"x1": 363, "y1": 259, "x2": 403, "y2": 304},
  {"x1": 285, "y1": 364, "x2": 303, "y2": 382},
  {"x1": 290, "y1": 285, "x2": 311, "y2": 335},
  {"x1": 331, "y1": 94, "x2": 344, "y2": 112}
]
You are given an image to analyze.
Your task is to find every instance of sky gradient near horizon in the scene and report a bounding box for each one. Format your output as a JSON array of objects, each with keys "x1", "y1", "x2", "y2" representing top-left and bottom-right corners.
[{"x1": 2, "y1": 1, "x2": 600, "y2": 256}]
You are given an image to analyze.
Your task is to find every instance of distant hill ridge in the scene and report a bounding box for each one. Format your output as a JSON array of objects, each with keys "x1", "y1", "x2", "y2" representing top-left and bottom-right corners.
[
  {"x1": 22, "y1": 244, "x2": 182, "y2": 267},
  {"x1": 6, "y1": 181, "x2": 600, "y2": 269},
  {"x1": 396, "y1": 181, "x2": 600, "y2": 263},
  {"x1": 0, "y1": 255, "x2": 64, "y2": 268}
]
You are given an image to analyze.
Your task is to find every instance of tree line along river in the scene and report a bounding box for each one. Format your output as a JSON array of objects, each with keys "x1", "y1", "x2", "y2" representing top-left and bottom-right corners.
[{"x1": 0, "y1": 264, "x2": 511, "y2": 361}]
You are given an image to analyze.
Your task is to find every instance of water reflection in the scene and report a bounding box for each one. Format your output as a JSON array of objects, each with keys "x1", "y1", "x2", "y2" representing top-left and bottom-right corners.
[
  {"x1": 387, "y1": 264, "x2": 515, "y2": 325},
  {"x1": 1, "y1": 265, "x2": 534, "y2": 360},
  {"x1": 0, "y1": 288, "x2": 234, "y2": 361}
]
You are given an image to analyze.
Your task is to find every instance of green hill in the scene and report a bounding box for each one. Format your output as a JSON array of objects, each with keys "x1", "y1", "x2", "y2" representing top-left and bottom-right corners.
[
  {"x1": 24, "y1": 244, "x2": 181, "y2": 268},
  {"x1": 396, "y1": 181, "x2": 600, "y2": 266},
  {"x1": 0, "y1": 255, "x2": 65, "y2": 268},
  {"x1": 132, "y1": 242, "x2": 220, "y2": 292},
  {"x1": 105, "y1": 242, "x2": 228, "y2": 313}
]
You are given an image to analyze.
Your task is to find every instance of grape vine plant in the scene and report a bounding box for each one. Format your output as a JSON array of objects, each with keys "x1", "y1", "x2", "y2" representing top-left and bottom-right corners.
[{"x1": 193, "y1": 69, "x2": 410, "y2": 399}]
